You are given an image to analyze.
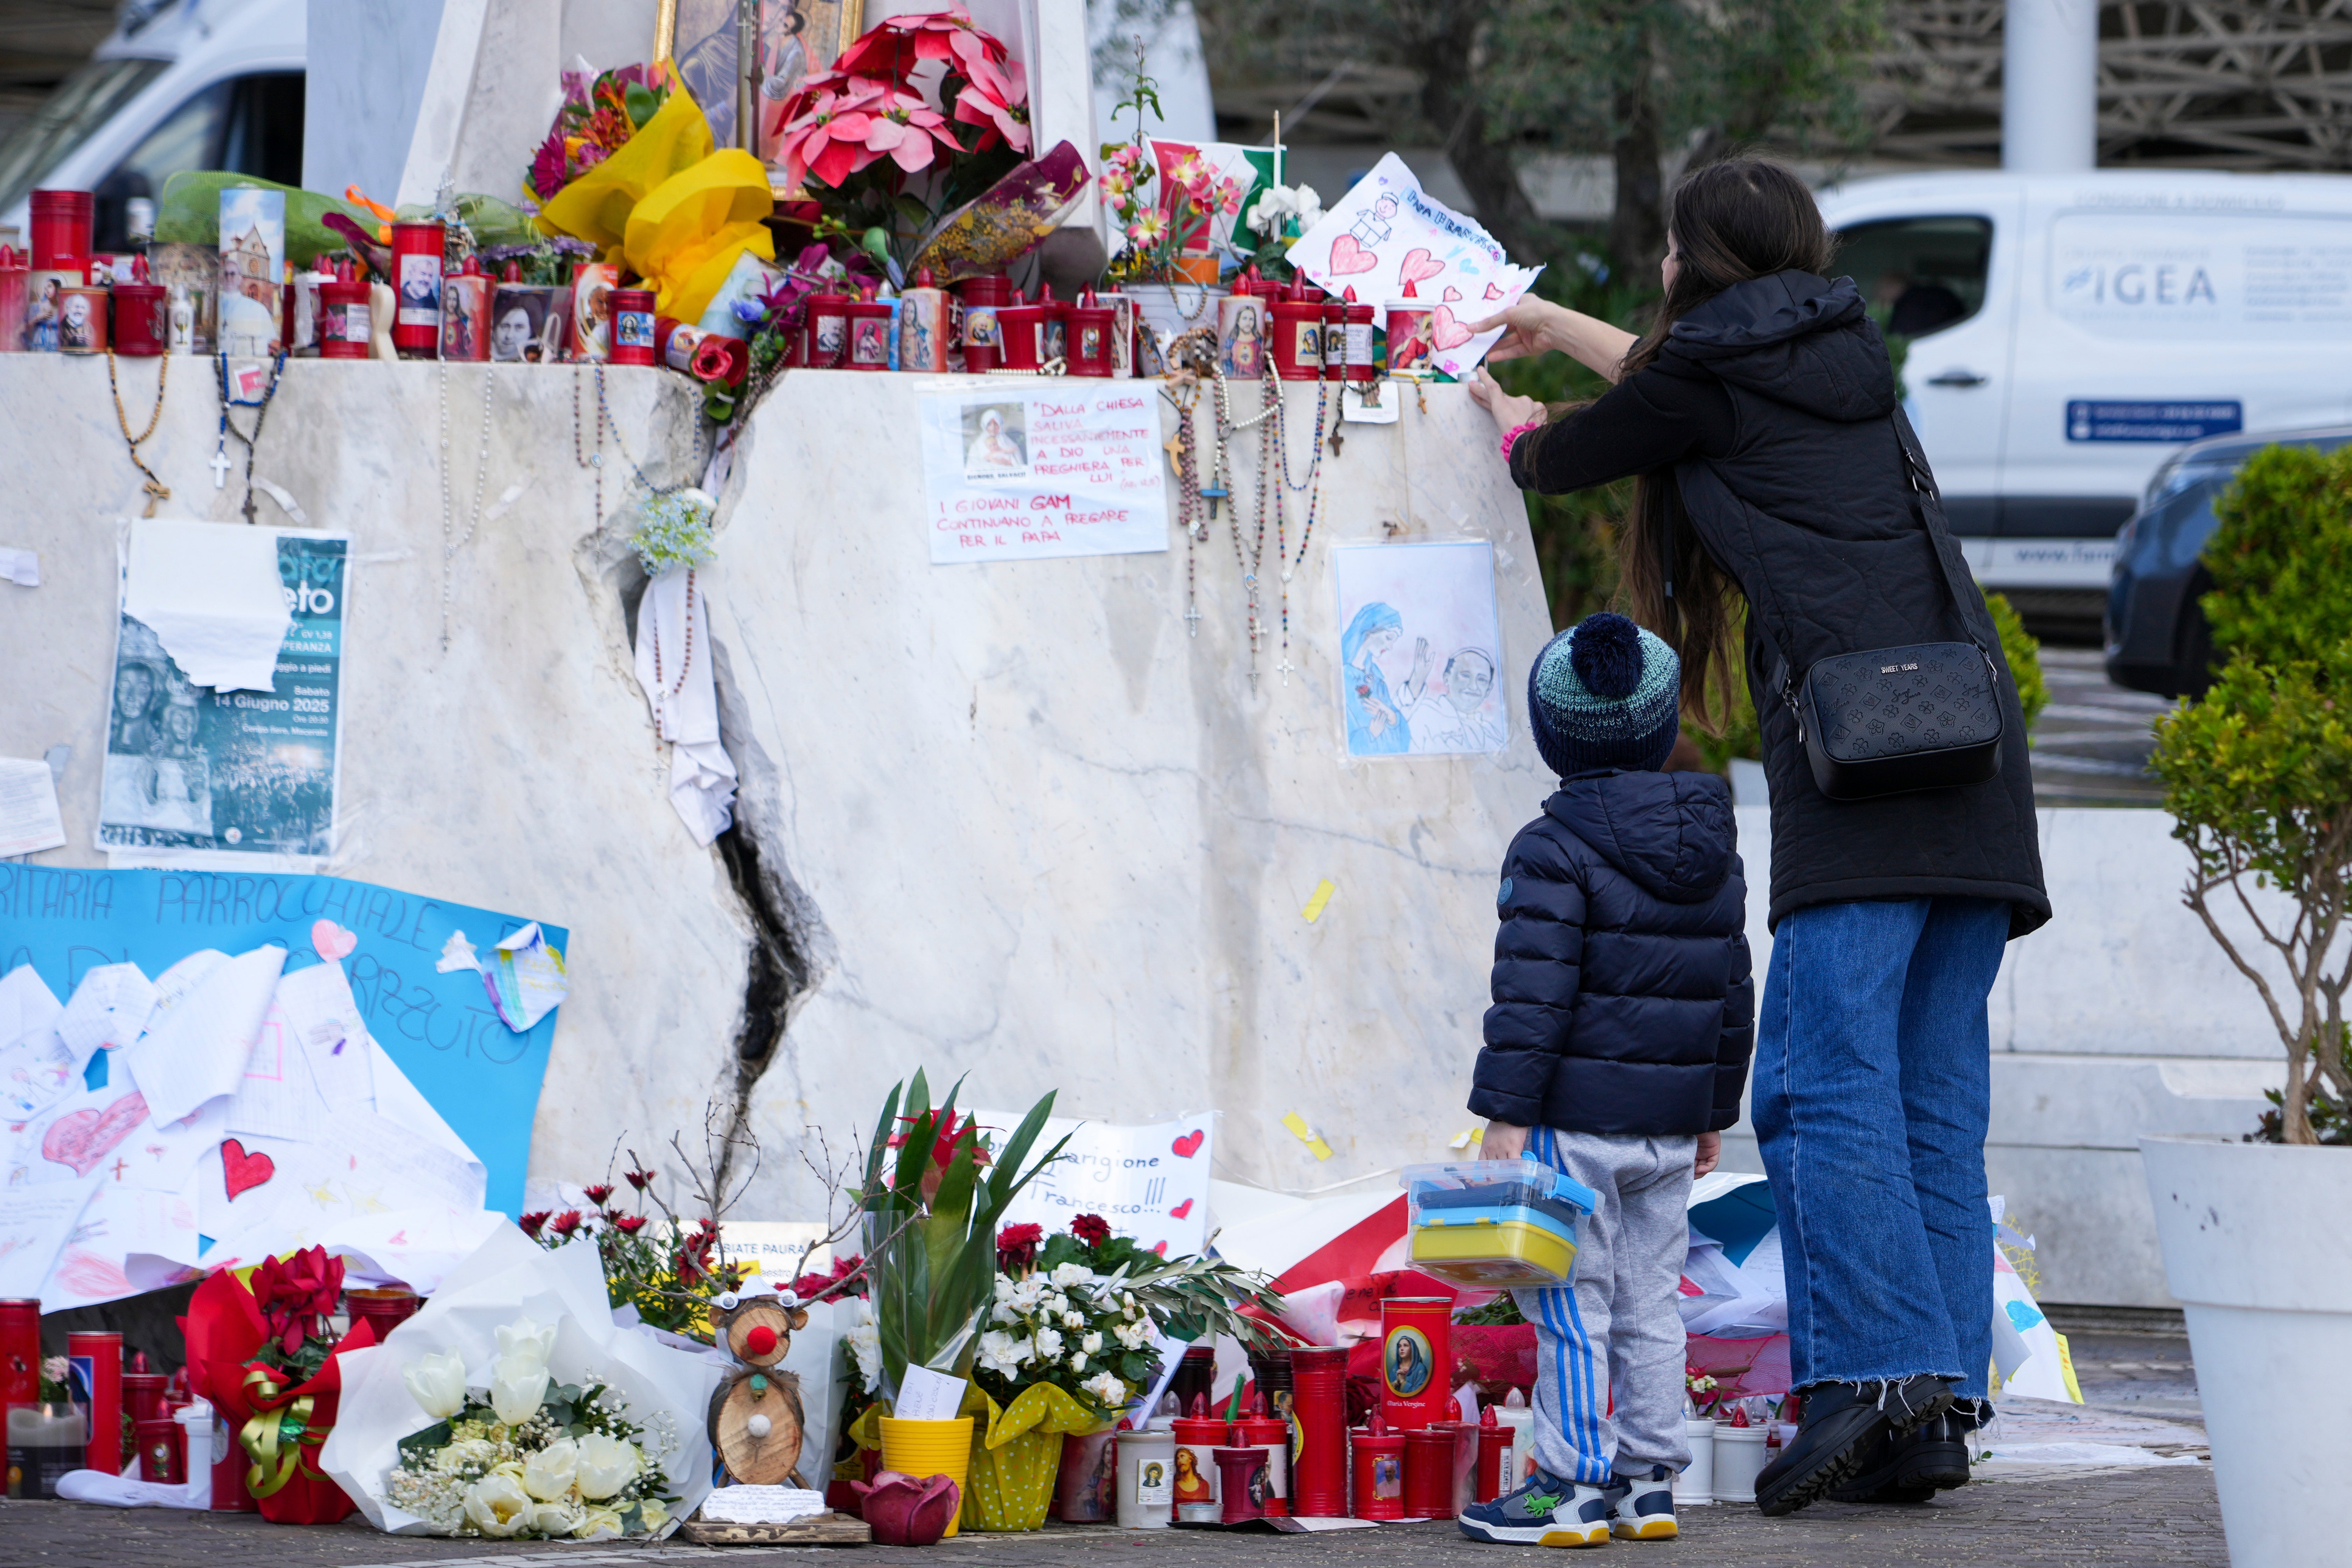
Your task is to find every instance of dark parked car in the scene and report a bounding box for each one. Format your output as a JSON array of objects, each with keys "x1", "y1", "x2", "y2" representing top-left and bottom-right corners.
[{"x1": 2104, "y1": 425, "x2": 2352, "y2": 700}]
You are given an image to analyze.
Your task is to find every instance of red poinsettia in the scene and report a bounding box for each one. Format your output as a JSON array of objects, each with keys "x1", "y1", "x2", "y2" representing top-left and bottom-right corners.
[
  {"x1": 250, "y1": 1245, "x2": 344, "y2": 1361},
  {"x1": 953, "y1": 54, "x2": 1030, "y2": 154},
  {"x1": 1070, "y1": 1213, "x2": 1113, "y2": 1248},
  {"x1": 834, "y1": 4, "x2": 1008, "y2": 83},
  {"x1": 996, "y1": 1222, "x2": 1044, "y2": 1273}
]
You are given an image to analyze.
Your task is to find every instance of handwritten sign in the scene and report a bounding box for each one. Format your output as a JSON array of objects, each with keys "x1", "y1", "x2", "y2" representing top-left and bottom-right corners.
[
  {"x1": 0, "y1": 866, "x2": 562, "y2": 1214},
  {"x1": 973, "y1": 1109, "x2": 1213, "y2": 1259},
  {"x1": 919, "y1": 386, "x2": 1170, "y2": 564}
]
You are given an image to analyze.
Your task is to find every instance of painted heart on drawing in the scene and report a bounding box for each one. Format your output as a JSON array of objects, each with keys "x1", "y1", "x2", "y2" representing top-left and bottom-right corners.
[
  {"x1": 1151, "y1": 1241, "x2": 1169, "y2": 1256},
  {"x1": 41, "y1": 1092, "x2": 149, "y2": 1177},
  {"x1": 1169, "y1": 1198, "x2": 1194, "y2": 1219},
  {"x1": 1484, "y1": 281, "x2": 1505, "y2": 300},
  {"x1": 1325, "y1": 234, "x2": 1379, "y2": 276},
  {"x1": 222, "y1": 1138, "x2": 276, "y2": 1201},
  {"x1": 312, "y1": 920, "x2": 358, "y2": 961},
  {"x1": 1441, "y1": 286, "x2": 1462, "y2": 302},
  {"x1": 1431, "y1": 305, "x2": 1476, "y2": 351},
  {"x1": 1398, "y1": 248, "x2": 1445, "y2": 287},
  {"x1": 1171, "y1": 1129, "x2": 1205, "y2": 1158}
]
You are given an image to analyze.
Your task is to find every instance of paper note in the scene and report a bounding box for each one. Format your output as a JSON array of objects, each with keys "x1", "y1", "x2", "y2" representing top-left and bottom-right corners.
[
  {"x1": 975, "y1": 1110, "x2": 1215, "y2": 1260},
  {"x1": 0, "y1": 1027, "x2": 80, "y2": 1122},
  {"x1": 18, "y1": 1084, "x2": 154, "y2": 1185},
  {"x1": 435, "y1": 929, "x2": 480, "y2": 974},
  {"x1": 0, "y1": 965, "x2": 62, "y2": 1049},
  {"x1": 919, "y1": 386, "x2": 1171, "y2": 565},
  {"x1": 119, "y1": 520, "x2": 292, "y2": 693},
  {"x1": 42, "y1": 1181, "x2": 203, "y2": 1311},
  {"x1": 697, "y1": 1486, "x2": 829, "y2": 1525},
  {"x1": 120, "y1": 944, "x2": 286, "y2": 1126},
  {"x1": 895, "y1": 1366, "x2": 969, "y2": 1422},
  {"x1": 1290, "y1": 152, "x2": 1543, "y2": 380},
  {"x1": 1, "y1": 548, "x2": 37, "y2": 587},
  {"x1": 483, "y1": 924, "x2": 567, "y2": 1033},
  {"x1": 1301, "y1": 879, "x2": 1336, "y2": 922},
  {"x1": 222, "y1": 996, "x2": 330, "y2": 1142},
  {"x1": 0, "y1": 1184, "x2": 97, "y2": 1296},
  {"x1": 0, "y1": 758, "x2": 66, "y2": 856},
  {"x1": 273, "y1": 959, "x2": 374, "y2": 1110},
  {"x1": 51, "y1": 962, "x2": 156, "y2": 1066}
]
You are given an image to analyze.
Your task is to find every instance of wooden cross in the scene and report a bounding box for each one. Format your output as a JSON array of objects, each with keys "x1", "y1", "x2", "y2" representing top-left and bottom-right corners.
[
  {"x1": 1164, "y1": 433, "x2": 1184, "y2": 479},
  {"x1": 209, "y1": 446, "x2": 232, "y2": 488}
]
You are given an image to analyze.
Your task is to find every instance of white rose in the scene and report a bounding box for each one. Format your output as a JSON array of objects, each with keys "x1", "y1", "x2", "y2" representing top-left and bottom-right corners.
[
  {"x1": 994, "y1": 1276, "x2": 1015, "y2": 1301},
  {"x1": 495, "y1": 1316, "x2": 557, "y2": 1373},
  {"x1": 462, "y1": 1470, "x2": 534, "y2": 1537},
  {"x1": 1079, "y1": 1331, "x2": 1101, "y2": 1353},
  {"x1": 1044, "y1": 1292, "x2": 1069, "y2": 1315},
  {"x1": 490, "y1": 1362, "x2": 550, "y2": 1427},
  {"x1": 1070, "y1": 1352, "x2": 1087, "y2": 1372},
  {"x1": 1007, "y1": 1336, "x2": 1036, "y2": 1366},
  {"x1": 1050, "y1": 1263, "x2": 1095, "y2": 1288},
  {"x1": 1081, "y1": 1371, "x2": 1127, "y2": 1406},
  {"x1": 520, "y1": 1436, "x2": 578, "y2": 1501},
  {"x1": 573, "y1": 1433, "x2": 640, "y2": 1500},
  {"x1": 637, "y1": 1498, "x2": 670, "y2": 1534},
  {"x1": 1063, "y1": 1311, "x2": 1084, "y2": 1330},
  {"x1": 1034, "y1": 1327, "x2": 1064, "y2": 1360},
  {"x1": 528, "y1": 1497, "x2": 585, "y2": 1536},
  {"x1": 977, "y1": 1330, "x2": 1022, "y2": 1377},
  {"x1": 1295, "y1": 184, "x2": 1324, "y2": 226},
  {"x1": 574, "y1": 1505, "x2": 625, "y2": 1539},
  {"x1": 402, "y1": 1350, "x2": 468, "y2": 1421}
]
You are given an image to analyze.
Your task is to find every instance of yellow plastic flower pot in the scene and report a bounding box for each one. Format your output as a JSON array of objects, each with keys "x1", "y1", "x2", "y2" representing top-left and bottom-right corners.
[
  {"x1": 963, "y1": 1425, "x2": 1060, "y2": 1532},
  {"x1": 877, "y1": 1415, "x2": 974, "y2": 1539}
]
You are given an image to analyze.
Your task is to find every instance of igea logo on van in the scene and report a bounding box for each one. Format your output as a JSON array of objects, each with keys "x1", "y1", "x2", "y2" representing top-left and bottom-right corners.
[{"x1": 2059, "y1": 262, "x2": 2218, "y2": 308}]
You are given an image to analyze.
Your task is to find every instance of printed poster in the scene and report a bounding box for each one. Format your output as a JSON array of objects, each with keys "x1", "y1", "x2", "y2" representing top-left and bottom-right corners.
[
  {"x1": 1335, "y1": 541, "x2": 1508, "y2": 758},
  {"x1": 98, "y1": 532, "x2": 347, "y2": 862},
  {"x1": 1291, "y1": 152, "x2": 1543, "y2": 379},
  {"x1": 919, "y1": 386, "x2": 1170, "y2": 564},
  {"x1": 972, "y1": 1109, "x2": 1213, "y2": 1259}
]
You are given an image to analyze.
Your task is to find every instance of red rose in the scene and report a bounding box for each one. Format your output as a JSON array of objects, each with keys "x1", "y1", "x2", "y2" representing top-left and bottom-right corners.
[
  {"x1": 1071, "y1": 1214, "x2": 1113, "y2": 1248},
  {"x1": 996, "y1": 1222, "x2": 1044, "y2": 1273}
]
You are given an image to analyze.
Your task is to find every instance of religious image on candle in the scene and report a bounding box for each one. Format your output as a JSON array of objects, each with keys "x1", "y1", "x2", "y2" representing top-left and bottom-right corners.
[{"x1": 920, "y1": 388, "x2": 1171, "y2": 564}]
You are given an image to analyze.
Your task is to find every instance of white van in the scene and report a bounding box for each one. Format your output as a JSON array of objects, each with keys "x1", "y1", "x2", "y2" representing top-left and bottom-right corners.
[
  {"x1": 1815, "y1": 170, "x2": 2352, "y2": 614},
  {"x1": 0, "y1": 0, "x2": 304, "y2": 253}
]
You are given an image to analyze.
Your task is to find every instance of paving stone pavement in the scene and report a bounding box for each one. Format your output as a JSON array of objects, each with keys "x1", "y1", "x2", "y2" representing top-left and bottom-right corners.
[{"x1": 0, "y1": 1463, "x2": 2226, "y2": 1568}]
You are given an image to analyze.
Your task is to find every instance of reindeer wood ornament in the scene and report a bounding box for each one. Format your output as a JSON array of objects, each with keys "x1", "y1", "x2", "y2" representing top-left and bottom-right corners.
[{"x1": 707, "y1": 1285, "x2": 812, "y2": 1486}]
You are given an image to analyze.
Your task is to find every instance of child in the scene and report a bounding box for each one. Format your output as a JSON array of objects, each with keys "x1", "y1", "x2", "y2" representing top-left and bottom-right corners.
[{"x1": 1457, "y1": 613, "x2": 1754, "y2": 1548}]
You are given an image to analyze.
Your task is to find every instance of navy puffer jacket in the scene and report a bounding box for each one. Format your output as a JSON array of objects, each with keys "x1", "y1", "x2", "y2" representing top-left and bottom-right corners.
[{"x1": 1470, "y1": 769, "x2": 1755, "y2": 1136}]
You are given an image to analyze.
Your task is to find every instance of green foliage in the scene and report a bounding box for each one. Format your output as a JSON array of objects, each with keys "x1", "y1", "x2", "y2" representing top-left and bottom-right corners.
[
  {"x1": 1454, "y1": 1292, "x2": 1526, "y2": 1326},
  {"x1": 2200, "y1": 443, "x2": 2352, "y2": 669},
  {"x1": 1984, "y1": 592, "x2": 2047, "y2": 729},
  {"x1": 861, "y1": 1071, "x2": 1070, "y2": 1400},
  {"x1": 2151, "y1": 647, "x2": 2352, "y2": 1143}
]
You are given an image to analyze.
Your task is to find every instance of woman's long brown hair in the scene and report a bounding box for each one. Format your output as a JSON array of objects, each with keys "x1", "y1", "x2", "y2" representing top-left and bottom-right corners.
[{"x1": 1613, "y1": 156, "x2": 1836, "y2": 733}]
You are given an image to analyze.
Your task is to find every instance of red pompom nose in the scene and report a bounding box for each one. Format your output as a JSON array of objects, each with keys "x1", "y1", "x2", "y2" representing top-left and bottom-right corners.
[{"x1": 744, "y1": 1324, "x2": 779, "y2": 1356}]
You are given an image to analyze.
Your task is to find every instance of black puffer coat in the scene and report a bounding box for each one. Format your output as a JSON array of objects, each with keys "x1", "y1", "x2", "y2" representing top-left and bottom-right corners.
[
  {"x1": 1510, "y1": 269, "x2": 2049, "y2": 938},
  {"x1": 1471, "y1": 769, "x2": 1754, "y2": 1136}
]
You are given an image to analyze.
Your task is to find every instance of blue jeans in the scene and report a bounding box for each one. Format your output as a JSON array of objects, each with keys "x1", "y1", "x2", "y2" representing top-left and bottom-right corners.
[{"x1": 1753, "y1": 896, "x2": 2009, "y2": 1398}]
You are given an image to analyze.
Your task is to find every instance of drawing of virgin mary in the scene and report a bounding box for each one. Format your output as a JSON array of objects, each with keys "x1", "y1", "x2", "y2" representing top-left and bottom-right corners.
[{"x1": 1343, "y1": 602, "x2": 1412, "y2": 755}]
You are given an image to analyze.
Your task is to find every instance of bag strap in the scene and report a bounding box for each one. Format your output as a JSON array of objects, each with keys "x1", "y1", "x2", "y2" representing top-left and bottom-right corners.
[{"x1": 1764, "y1": 410, "x2": 1999, "y2": 731}]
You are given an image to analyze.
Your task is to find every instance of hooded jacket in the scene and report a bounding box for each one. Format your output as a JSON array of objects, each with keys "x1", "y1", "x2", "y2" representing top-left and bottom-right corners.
[
  {"x1": 1472, "y1": 769, "x2": 1754, "y2": 1136},
  {"x1": 1509, "y1": 270, "x2": 2049, "y2": 937}
]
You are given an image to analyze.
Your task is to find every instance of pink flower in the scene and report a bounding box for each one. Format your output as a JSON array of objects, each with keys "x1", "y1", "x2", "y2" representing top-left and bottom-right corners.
[
  {"x1": 837, "y1": 4, "x2": 1008, "y2": 84},
  {"x1": 952, "y1": 55, "x2": 1029, "y2": 154},
  {"x1": 774, "y1": 75, "x2": 898, "y2": 189},
  {"x1": 863, "y1": 88, "x2": 961, "y2": 174}
]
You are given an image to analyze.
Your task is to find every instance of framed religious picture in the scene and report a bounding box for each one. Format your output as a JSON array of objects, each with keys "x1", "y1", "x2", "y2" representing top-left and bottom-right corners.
[{"x1": 655, "y1": 0, "x2": 864, "y2": 164}]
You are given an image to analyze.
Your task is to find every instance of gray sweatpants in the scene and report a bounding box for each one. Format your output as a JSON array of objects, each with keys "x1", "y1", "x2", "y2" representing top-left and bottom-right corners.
[{"x1": 1509, "y1": 1126, "x2": 1696, "y2": 1487}]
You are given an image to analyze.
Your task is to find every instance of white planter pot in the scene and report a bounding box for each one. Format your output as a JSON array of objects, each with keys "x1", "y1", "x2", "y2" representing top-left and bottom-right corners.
[
  {"x1": 2141, "y1": 1134, "x2": 2352, "y2": 1566},
  {"x1": 1123, "y1": 281, "x2": 1226, "y2": 345},
  {"x1": 1673, "y1": 1418, "x2": 1715, "y2": 1505},
  {"x1": 1709, "y1": 1423, "x2": 1766, "y2": 1503}
]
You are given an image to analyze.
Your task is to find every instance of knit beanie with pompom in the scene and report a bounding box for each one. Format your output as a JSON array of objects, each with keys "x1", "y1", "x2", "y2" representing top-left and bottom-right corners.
[{"x1": 1525, "y1": 612, "x2": 1682, "y2": 777}]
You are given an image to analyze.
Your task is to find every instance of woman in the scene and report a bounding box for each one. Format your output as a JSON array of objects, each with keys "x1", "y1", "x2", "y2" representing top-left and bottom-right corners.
[
  {"x1": 1465, "y1": 156, "x2": 2046, "y2": 1517},
  {"x1": 1339, "y1": 603, "x2": 1429, "y2": 754}
]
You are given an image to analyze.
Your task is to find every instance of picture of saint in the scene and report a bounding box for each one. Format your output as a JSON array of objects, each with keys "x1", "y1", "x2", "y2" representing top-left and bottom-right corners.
[
  {"x1": 1342, "y1": 602, "x2": 1431, "y2": 755},
  {"x1": 1384, "y1": 1324, "x2": 1434, "y2": 1398},
  {"x1": 1080, "y1": 324, "x2": 1103, "y2": 362},
  {"x1": 1043, "y1": 317, "x2": 1067, "y2": 362},
  {"x1": 1410, "y1": 647, "x2": 1506, "y2": 754},
  {"x1": 1171, "y1": 1445, "x2": 1214, "y2": 1505},
  {"x1": 491, "y1": 299, "x2": 537, "y2": 362},
  {"x1": 963, "y1": 306, "x2": 1001, "y2": 349},
  {"x1": 1372, "y1": 1453, "x2": 1403, "y2": 1498},
  {"x1": 1294, "y1": 321, "x2": 1323, "y2": 365},
  {"x1": 574, "y1": 270, "x2": 615, "y2": 360},
  {"x1": 25, "y1": 277, "x2": 62, "y2": 350},
  {"x1": 901, "y1": 309, "x2": 936, "y2": 371},
  {"x1": 440, "y1": 278, "x2": 486, "y2": 360},
  {"x1": 961, "y1": 403, "x2": 1029, "y2": 479},
  {"x1": 58, "y1": 291, "x2": 96, "y2": 350},
  {"x1": 398, "y1": 253, "x2": 441, "y2": 318},
  {"x1": 1220, "y1": 300, "x2": 1265, "y2": 378},
  {"x1": 1140, "y1": 1459, "x2": 1167, "y2": 1496},
  {"x1": 851, "y1": 314, "x2": 889, "y2": 366},
  {"x1": 1388, "y1": 308, "x2": 1434, "y2": 373},
  {"x1": 812, "y1": 310, "x2": 845, "y2": 362}
]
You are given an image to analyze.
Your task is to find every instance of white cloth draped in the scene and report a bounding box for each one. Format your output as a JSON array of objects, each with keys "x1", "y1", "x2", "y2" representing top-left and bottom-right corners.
[{"x1": 632, "y1": 568, "x2": 737, "y2": 846}]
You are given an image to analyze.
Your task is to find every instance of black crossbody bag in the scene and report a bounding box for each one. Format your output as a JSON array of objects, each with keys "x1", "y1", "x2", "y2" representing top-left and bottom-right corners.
[{"x1": 1766, "y1": 411, "x2": 2006, "y2": 802}]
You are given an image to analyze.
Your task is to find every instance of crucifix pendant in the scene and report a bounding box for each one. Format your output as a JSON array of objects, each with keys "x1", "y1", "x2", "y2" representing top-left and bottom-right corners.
[
  {"x1": 1183, "y1": 602, "x2": 1202, "y2": 638},
  {"x1": 1276, "y1": 656, "x2": 1296, "y2": 687},
  {"x1": 210, "y1": 445, "x2": 232, "y2": 489}
]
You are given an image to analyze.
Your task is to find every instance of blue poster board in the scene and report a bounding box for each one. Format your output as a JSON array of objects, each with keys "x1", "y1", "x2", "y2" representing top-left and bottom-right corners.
[{"x1": 0, "y1": 865, "x2": 562, "y2": 1215}]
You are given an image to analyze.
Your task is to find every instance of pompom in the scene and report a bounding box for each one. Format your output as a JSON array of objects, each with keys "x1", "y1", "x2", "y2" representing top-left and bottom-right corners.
[{"x1": 1568, "y1": 613, "x2": 1645, "y2": 699}]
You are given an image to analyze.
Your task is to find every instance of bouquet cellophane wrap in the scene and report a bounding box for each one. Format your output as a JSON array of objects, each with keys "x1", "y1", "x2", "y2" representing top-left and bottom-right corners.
[
  {"x1": 182, "y1": 1269, "x2": 381, "y2": 1525},
  {"x1": 315, "y1": 1225, "x2": 727, "y2": 1536},
  {"x1": 534, "y1": 86, "x2": 776, "y2": 327}
]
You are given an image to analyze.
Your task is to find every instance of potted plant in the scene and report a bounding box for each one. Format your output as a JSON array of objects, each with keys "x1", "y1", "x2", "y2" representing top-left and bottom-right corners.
[
  {"x1": 1095, "y1": 51, "x2": 1253, "y2": 340},
  {"x1": 2143, "y1": 441, "x2": 2352, "y2": 1567},
  {"x1": 966, "y1": 1214, "x2": 1284, "y2": 1531}
]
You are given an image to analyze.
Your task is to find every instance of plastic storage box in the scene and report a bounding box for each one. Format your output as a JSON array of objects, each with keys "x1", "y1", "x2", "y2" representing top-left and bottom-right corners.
[{"x1": 1402, "y1": 1159, "x2": 1599, "y2": 1287}]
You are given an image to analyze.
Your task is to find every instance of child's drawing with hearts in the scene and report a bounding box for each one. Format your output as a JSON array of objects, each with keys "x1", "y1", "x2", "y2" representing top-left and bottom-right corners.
[
  {"x1": 1442, "y1": 286, "x2": 1462, "y2": 302},
  {"x1": 1170, "y1": 1129, "x2": 1204, "y2": 1158},
  {"x1": 1169, "y1": 1198, "x2": 1194, "y2": 1219},
  {"x1": 41, "y1": 1092, "x2": 148, "y2": 1177},
  {"x1": 1431, "y1": 305, "x2": 1476, "y2": 352},
  {"x1": 1326, "y1": 235, "x2": 1379, "y2": 276},
  {"x1": 312, "y1": 920, "x2": 357, "y2": 961},
  {"x1": 1397, "y1": 248, "x2": 1445, "y2": 288}
]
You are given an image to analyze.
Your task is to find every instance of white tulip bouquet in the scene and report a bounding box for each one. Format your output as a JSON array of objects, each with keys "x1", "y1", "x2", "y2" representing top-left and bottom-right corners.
[{"x1": 383, "y1": 1315, "x2": 680, "y2": 1539}]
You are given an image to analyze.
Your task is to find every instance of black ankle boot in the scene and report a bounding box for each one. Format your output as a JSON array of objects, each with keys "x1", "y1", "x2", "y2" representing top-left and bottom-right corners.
[
  {"x1": 1754, "y1": 1375, "x2": 1955, "y2": 1517},
  {"x1": 1825, "y1": 1410, "x2": 1974, "y2": 1504}
]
